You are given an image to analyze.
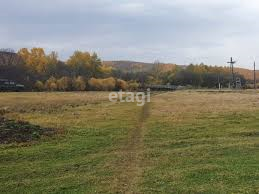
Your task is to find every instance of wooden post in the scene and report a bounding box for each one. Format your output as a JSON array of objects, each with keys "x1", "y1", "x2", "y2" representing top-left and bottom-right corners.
[{"x1": 227, "y1": 57, "x2": 236, "y2": 89}]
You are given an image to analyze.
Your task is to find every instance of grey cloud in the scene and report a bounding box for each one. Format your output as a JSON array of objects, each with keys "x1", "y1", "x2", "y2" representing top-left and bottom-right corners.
[{"x1": 1, "y1": 0, "x2": 259, "y2": 68}]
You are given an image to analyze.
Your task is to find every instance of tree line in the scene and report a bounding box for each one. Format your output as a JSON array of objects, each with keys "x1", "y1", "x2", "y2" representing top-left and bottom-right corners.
[
  {"x1": 0, "y1": 48, "x2": 131, "y2": 91},
  {"x1": 0, "y1": 48, "x2": 246, "y2": 91},
  {"x1": 151, "y1": 63, "x2": 246, "y2": 88}
]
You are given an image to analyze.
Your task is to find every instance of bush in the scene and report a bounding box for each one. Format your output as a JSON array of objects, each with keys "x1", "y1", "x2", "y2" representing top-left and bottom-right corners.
[
  {"x1": 34, "y1": 80, "x2": 44, "y2": 91},
  {"x1": 128, "y1": 81, "x2": 139, "y2": 91},
  {"x1": 116, "y1": 79, "x2": 128, "y2": 90},
  {"x1": 73, "y1": 76, "x2": 86, "y2": 91},
  {"x1": 57, "y1": 76, "x2": 72, "y2": 91},
  {"x1": 45, "y1": 77, "x2": 57, "y2": 91},
  {"x1": 88, "y1": 77, "x2": 116, "y2": 91}
]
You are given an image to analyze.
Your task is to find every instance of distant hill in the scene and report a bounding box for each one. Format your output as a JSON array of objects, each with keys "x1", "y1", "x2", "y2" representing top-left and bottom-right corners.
[
  {"x1": 103, "y1": 60, "x2": 258, "y2": 81},
  {"x1": 103, "y1": 60, "x2": 178, "y2": 72},
  {"x1": 234, "y1": 67, "x2": 259, "y2": 81},
  {"x1": 103, "y1": 60, "x2": 154, "y2": 72}
]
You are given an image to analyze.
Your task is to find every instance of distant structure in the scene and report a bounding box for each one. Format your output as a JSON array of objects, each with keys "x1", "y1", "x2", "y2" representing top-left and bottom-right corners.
[
  {"x1": 235, "y1": 77, "x2": 242, "y2": 89},
  {"x1": 0, "y1": 48, "x2": 25, "y2": 91},
  {"x1": 0, "y1": 79, "x2": 24, "y2": 91},
  {"x1": 227, "y1": 57, "x2": 236, "y2": 88}
]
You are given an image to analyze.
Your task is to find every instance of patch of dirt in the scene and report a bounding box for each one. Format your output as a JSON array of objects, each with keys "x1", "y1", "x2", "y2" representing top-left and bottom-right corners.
[{"x1": 0, "y1": 116, "x2": 56, "y2": 144}]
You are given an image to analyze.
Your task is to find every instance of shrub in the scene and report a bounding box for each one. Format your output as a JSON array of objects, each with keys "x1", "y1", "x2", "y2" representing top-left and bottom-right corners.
[
  {"x1": 88, "y1": 77, "x2": 116, "y2": 91},
  {"x1": 116, "y1": 79, "x2": 128, "y2": 90},
  {"x1": 73, "y1": 76, "x2": 86, "y2": 91},
  {"x1": 34, "y1": 80, "x2": 44, "y2": 91},
  {"x1": 128, "y1": 81, "x2": 139, "y2": 91},
  {"x1": 45, "y1": 77, "x2": 57, "y2": 91},
  {"x1": 57, "y1": 76, "x2": 72, "y2": 91}
]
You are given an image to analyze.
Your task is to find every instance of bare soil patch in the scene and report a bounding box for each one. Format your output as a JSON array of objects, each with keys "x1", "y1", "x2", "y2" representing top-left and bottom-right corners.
[{"x1": 0, "y1": 116, "x2": 56, "y2": 144}]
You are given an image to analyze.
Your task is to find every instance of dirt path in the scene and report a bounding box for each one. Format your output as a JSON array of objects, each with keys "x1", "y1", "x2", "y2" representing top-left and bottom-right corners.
[{"x1": 112, "y1": 102, "x2": 150, "y2": 193}]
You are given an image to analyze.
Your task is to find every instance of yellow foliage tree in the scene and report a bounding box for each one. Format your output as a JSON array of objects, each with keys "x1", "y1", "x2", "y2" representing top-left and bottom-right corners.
[
  {"x1": 18, "y1": 48, "x2": 48, "y2": 74},
  {"x1": 17, "y1": 48, "x2": 30, "y2": 65},
  {"x1": 67, "y1": 51, "x2": 91, "y2": 76},
  {"x1": 30, "y1": 48, "x2": 48, "y2": 73},
  {"x1": 67, "y1": 51, "x2": 102, "y2": 78},
  {"x1": 46, "y1": 51, "x2": 58, "y2": 65}
]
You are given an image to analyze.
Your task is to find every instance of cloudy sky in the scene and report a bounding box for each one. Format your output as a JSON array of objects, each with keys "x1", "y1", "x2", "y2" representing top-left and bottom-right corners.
[{"x1": 1, "y1": 0, "x2": 259, "y2": 68}]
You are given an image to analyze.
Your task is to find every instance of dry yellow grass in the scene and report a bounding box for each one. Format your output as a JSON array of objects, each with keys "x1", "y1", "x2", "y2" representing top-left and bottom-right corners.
[
  {"x1": 150, "y1": 90, "x2": 259, "y2": 123},
  {"x1": 0, "y1": 92, "x2": 110, "y2": 113}
]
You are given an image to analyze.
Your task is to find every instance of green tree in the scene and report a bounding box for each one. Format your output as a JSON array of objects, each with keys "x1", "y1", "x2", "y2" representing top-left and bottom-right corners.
[
  {"x1": 90, "y1": 52, "x2": 102, "y2": 77},
  {"x1": 46, "y1": 51, "x2": 59, "y2": 76}
]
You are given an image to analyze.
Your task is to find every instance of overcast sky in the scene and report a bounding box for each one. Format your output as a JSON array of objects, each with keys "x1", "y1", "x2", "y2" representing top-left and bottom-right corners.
[{"x1": 1, "y1": 0, "x2": 259, "y2": 68}]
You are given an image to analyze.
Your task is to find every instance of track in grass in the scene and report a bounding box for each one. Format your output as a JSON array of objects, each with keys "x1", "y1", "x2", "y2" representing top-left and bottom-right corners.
[{"x1": 113, "y1": 102, "x2": 150, "y2": 193}]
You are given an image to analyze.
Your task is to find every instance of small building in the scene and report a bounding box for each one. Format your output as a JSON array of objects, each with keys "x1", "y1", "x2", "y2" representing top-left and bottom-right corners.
[{"x1": 0, "y1": 79, "x2": 24, "y2": 91}]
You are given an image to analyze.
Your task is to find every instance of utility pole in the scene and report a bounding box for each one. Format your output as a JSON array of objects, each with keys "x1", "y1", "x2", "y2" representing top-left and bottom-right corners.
[
  {"x1": 254, "y1": 61, "x2": 256, "y2": 89},
  {"x1": 217, "y1": 73, "x2": 221, "y2": 90},
  {"x1": 227, "y1": 57, "x2": 236, "y2": 88}
]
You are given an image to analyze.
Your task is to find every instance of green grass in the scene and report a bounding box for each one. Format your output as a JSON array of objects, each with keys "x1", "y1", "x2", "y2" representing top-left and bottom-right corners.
[
  {"x1": 141, "y1": 101, "x2": 259, "y2": 193},
  {"x1": 1, "y1": 91, "x2": 259, "y2": 193},
  {"x1": 0, "y1": 94, "x2": 141, "y2": 193}
]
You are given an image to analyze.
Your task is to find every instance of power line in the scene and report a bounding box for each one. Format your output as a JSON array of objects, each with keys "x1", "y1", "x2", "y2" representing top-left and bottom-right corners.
[{"x1": 227, "y1": 57, "x2": 236, "y2": 88}]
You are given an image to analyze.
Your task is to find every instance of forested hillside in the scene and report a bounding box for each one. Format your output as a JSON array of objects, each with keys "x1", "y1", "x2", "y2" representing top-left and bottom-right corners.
[{"x1": 105, "y1": 60, "x2": 256, "y2": 81}]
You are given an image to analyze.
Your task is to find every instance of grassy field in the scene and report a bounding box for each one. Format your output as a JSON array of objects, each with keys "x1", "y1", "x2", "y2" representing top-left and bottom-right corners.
[{"x1": 1, "y1": 91, "x2": 259, "y2": 193}]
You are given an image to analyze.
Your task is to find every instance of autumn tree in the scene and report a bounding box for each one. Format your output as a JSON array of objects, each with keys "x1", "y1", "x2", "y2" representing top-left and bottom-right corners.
[
  {"x1": 67, "y1": 51, "x2": 91, "y2": 77},
  {"x1": 151, "y1": 60, "x2": 163, "y2": 80},
  {"x1": 17, "y1": 48, "x2": 30, "y2": 65},
  {"x1": 18, "y1": 48, "x2": 48, "y2": 74},
  {"x1": 67, "y1": 51, "x2": 102, "y2": 78}
]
